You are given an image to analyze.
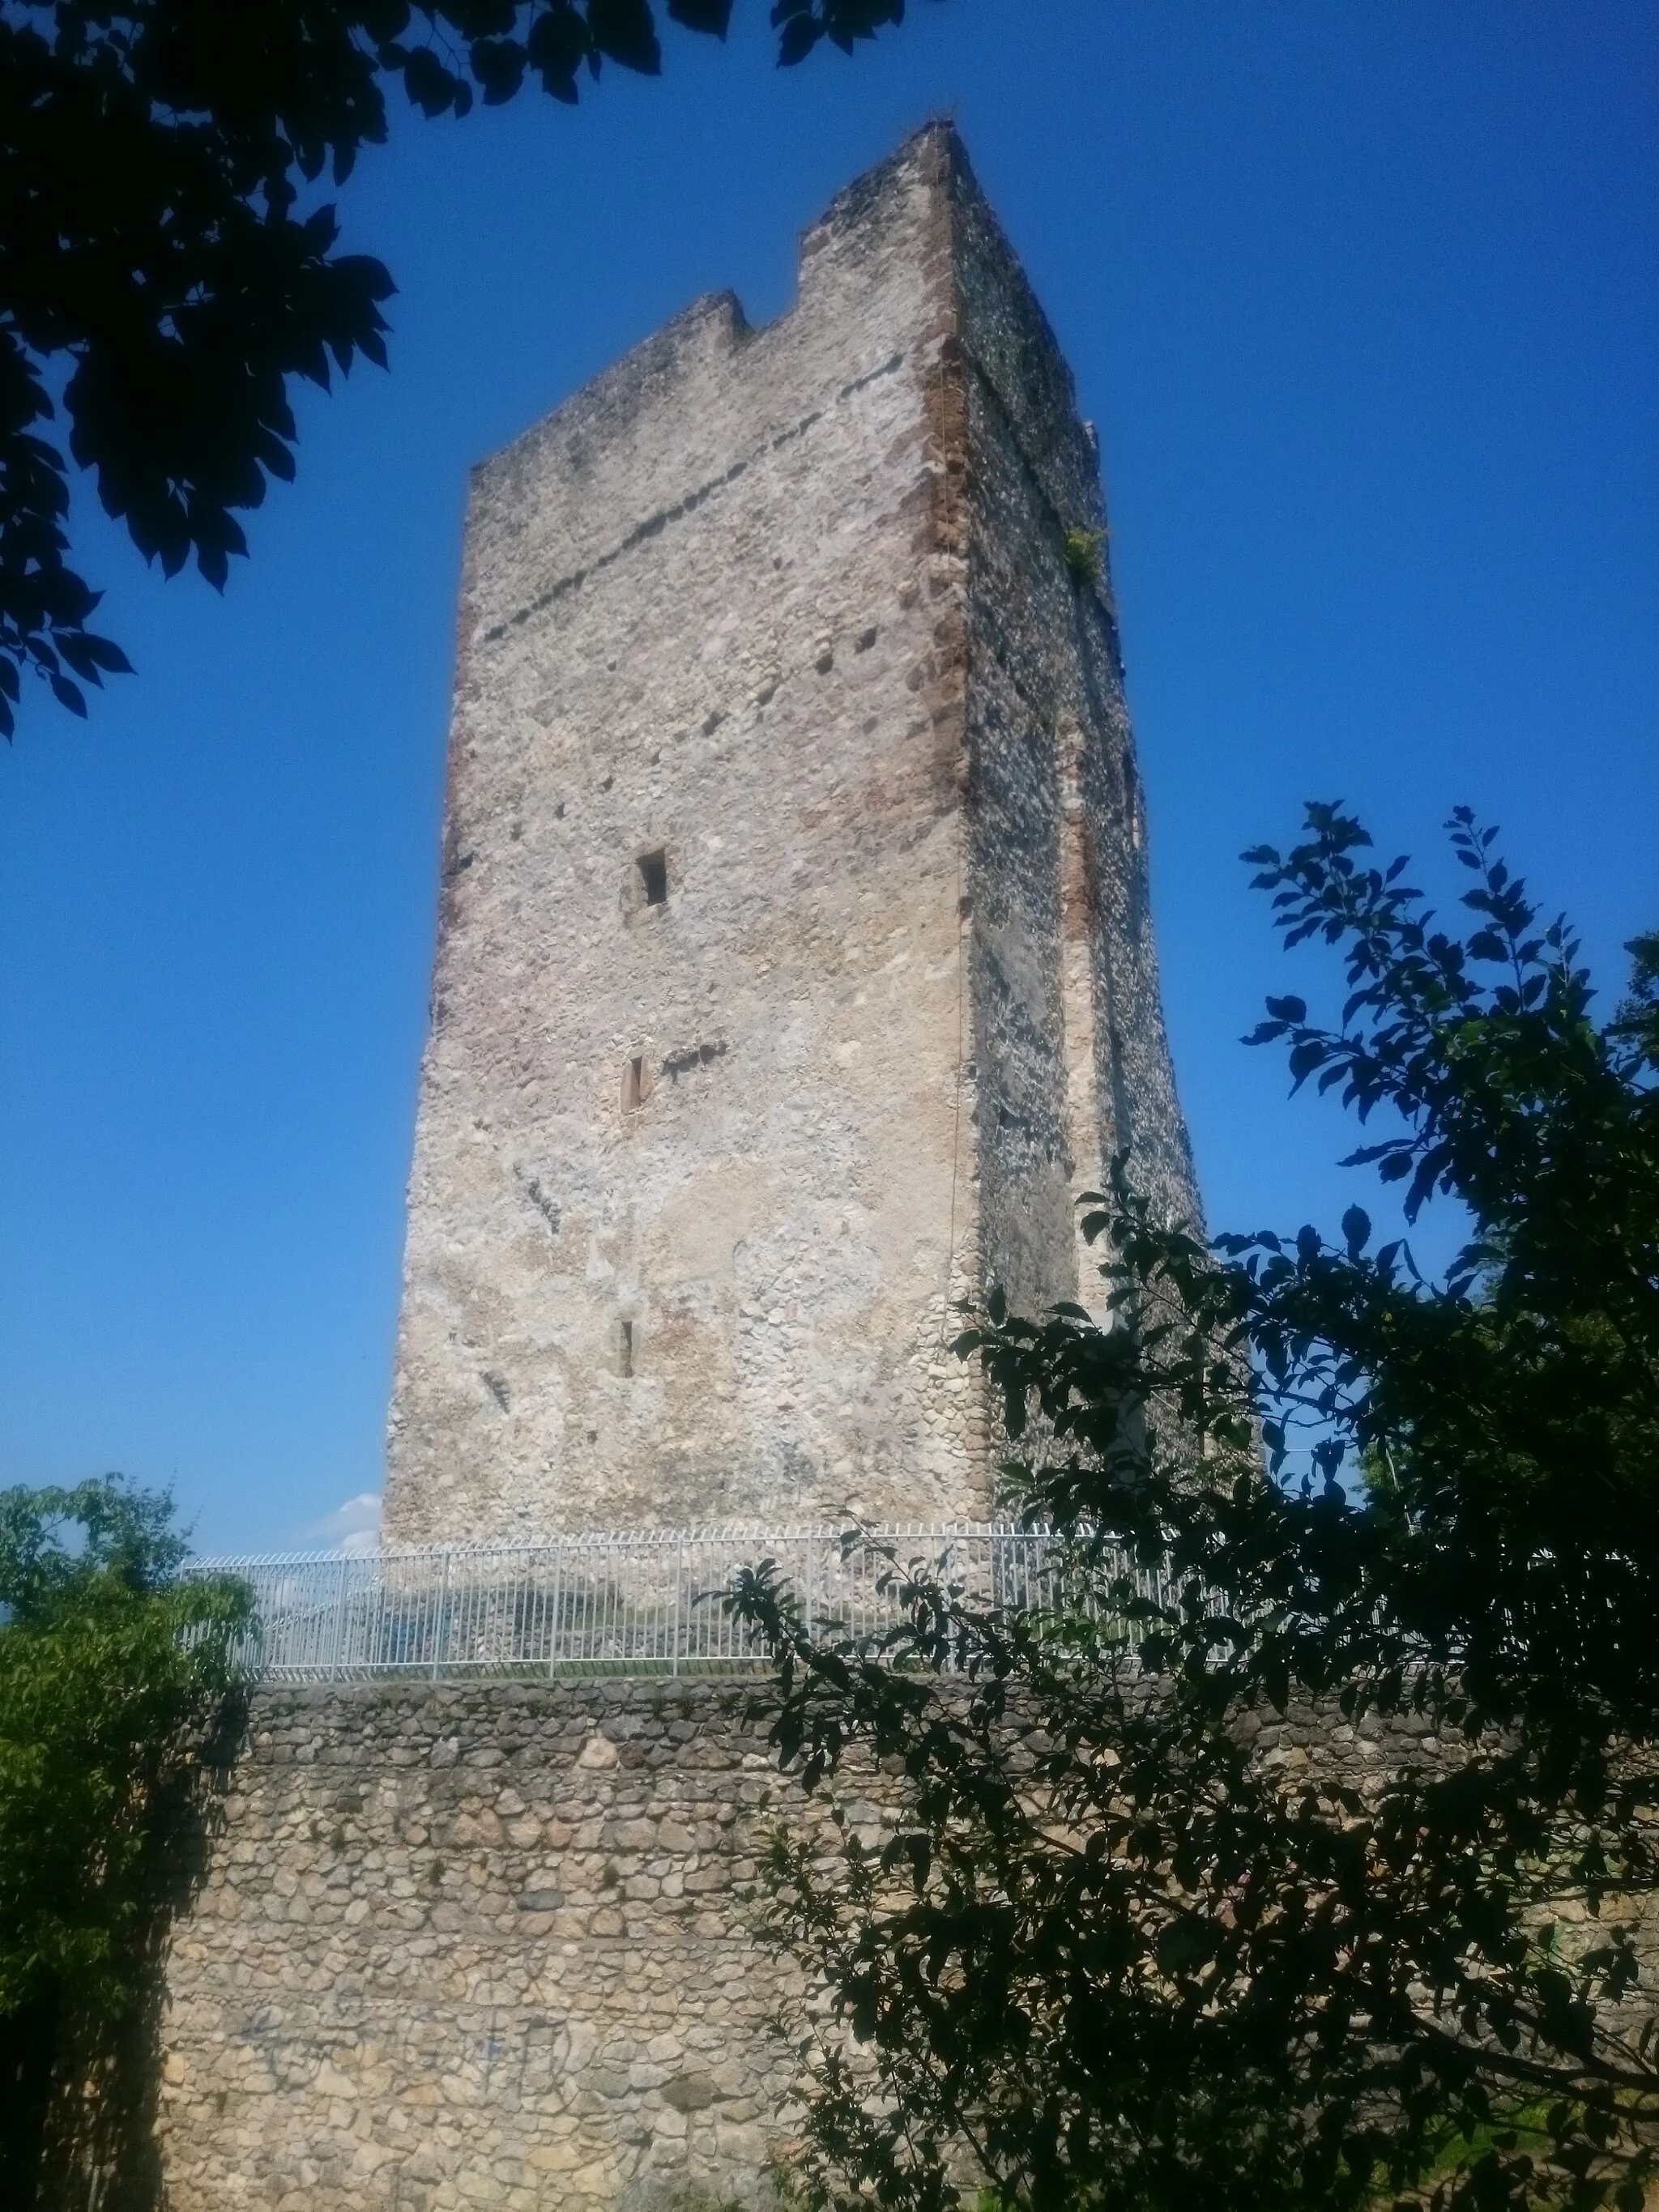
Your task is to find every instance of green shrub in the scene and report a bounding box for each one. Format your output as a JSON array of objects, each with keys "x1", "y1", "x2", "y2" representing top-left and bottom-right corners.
[
  {"x1": 0, "y1": 1479, "x2": 249, "y2": 2195},
  {"x1": 1062, "y1": 525, "x2": 1105, "y2": 583}
]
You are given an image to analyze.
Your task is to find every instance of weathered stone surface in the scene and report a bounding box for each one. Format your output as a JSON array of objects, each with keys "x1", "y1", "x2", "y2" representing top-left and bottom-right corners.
[
  {"x1": 383, "y1": 121, "x2": 1198, "y2": 1544},
  {"x1": 156, "y1": 1681, "x2": 799, "y2": 2212},
  {"x1": 144, "y1": 1681, "x2": 1559, "y2": 2212}
]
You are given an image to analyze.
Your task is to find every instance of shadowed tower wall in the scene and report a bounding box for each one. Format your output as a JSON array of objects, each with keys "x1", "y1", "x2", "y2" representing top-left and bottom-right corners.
[{"x1": 384, "y1": 125, "x2": 1198, "y2": 1544}]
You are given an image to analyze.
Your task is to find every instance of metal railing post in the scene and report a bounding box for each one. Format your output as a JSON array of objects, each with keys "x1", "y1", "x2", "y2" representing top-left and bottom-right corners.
[
  {"x1": 548, "y1": 1539, "x2": 564, "y2": 1677},
  {"x1": 329, "y1": 1557, "x2": 352, "y2": 1681},
  {"x1": 431, "y1": 1546, "x2": 451, "y2": 1681}
]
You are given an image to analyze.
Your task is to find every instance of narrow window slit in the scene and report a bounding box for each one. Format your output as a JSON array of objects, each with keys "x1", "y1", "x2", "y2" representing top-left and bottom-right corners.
[
  {"x1": 622, "y1": 1055, "x2": 644, "y2": 1113},
  {"x1": 638, "y1": 849, "x2": 667, "y2": 906},
  {"x1": 619, "y1": 1319, "x2": 634, "y2": 1378}
]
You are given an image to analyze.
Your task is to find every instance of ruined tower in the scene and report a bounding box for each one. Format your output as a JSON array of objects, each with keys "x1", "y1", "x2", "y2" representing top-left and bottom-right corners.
[{"x1": 383, "y1": 124, "x2": 1198, "y2": 1543}]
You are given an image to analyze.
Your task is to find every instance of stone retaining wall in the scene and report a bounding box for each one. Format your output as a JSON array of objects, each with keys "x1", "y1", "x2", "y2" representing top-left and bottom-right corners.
[
  {"x1": 66, "y1": 1669, "x2": 1650, "y2": 2212},
  {"x1": 138, "y1": 1677, "x2": 1472, "y2": 2212},
  {"x1": 154, "y1": 1678, "x2": 794, "y2": 2212}
]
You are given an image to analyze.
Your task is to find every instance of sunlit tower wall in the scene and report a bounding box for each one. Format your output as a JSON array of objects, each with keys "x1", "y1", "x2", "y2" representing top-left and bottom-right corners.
[{"x1": 382, "y1": 123, "x2": 1199, "y2": 1544}]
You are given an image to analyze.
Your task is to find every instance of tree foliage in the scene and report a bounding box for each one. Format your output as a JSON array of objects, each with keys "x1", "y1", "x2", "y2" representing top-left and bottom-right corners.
[
  {"x1": 0, "y1": 1477, "x2": 248, "y2": 2190},
  {"x1": 731, "y1": 806, "x2": 1659, "y2": 2212},
  {"x1": 0, "y1": 0, "x2": 916, "y2": 737}
]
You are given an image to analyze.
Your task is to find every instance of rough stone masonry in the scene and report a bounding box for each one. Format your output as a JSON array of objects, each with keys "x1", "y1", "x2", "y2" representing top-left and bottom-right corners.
[
  {"x1": 383, "y1": 121, "x2": 1199, "y2": 1543},
  {"x1": 149, "y1": 1683, "x2": 1473, "y2": 2212},
  {"x1": 153, "y1": 1681, "x2": 800, "y2": 2212}
]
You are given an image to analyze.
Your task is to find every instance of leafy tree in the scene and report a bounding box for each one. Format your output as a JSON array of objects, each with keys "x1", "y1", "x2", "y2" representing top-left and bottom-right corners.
[
  {"x1": 0, "y1": 0, "x2": 915, "y2": 739},
  {"x1": 731, "y1": 805, "x2": 1659, "y2": 2212},
  {"x1": 0, "y1": 1477, "x2": 248, "y2": 2197}
]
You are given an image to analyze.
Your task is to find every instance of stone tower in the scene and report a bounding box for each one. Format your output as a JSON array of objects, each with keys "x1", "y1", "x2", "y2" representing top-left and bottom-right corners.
[{"x1": 383, "y1": 124, "x2": 1197, "y2": 1544}]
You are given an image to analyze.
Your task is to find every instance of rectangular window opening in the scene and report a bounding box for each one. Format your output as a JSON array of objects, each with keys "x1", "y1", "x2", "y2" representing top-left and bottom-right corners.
[
  {"x1": 638, "y1": 849, "x2": 668, "y2": 906},
  {"x1": 622, "y1": 1055, "x2": 644, "y2": 1113},
  {"x1": 619, "y1": 1319, "x2": 634, "y2": 1379}
]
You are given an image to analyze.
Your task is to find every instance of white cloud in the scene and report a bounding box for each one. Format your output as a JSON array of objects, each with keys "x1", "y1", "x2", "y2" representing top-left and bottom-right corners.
[{"x1": 296, "y1": 1491, "x2": 382, "y2": 1556}]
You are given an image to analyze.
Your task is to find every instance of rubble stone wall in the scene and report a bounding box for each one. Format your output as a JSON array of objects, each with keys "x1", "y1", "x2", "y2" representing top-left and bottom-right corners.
[
  {"x1": 384, "y1": 127, "x2": 991, "y2": 1541},
  {"x1": 383, "y1": 123, "x2": 1198, "y2": 1545},
  {"x1": 949, "y1": 130, "x2": 1198, "y2": 1321},
  {"x1": 155, "y1": 1678, "x2": 797, "y2": 2212},
  {"x1": 134, "y1": 1675, "x2": 1654, "y2": 2212}
]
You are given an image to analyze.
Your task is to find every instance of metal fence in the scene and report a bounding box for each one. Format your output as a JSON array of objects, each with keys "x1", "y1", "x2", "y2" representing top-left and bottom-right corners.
[{"x1": 189, "y1": 1525, "x2": 1167, "y2": 1682}]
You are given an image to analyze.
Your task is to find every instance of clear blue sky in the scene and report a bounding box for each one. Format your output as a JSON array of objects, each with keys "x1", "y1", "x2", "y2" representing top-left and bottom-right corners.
[{"x1": 1, "y1": 0, "x2": 1653, "y2": 1554}]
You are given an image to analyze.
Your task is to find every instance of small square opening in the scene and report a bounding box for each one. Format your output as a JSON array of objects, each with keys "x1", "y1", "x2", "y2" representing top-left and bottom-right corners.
[{"x1": 638, "y1": 849, "x2": 668, "y2": 906}]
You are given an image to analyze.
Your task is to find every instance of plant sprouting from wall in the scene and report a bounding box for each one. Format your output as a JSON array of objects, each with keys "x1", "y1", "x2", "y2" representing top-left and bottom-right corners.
[{"x1": 1063, "y1": 526, "x2": 1106, "y2": 584}]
